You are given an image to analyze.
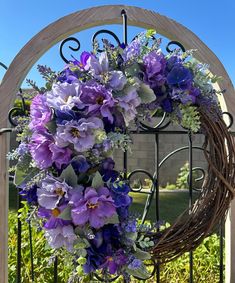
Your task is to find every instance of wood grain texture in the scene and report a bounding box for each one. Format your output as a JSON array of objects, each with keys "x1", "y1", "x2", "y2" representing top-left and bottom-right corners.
[
  {"x1": 0, "y1": 5, "x2": 234, "y2": 282},
  {"x1": 0, "y1": 133, "x2": 9, "y2": 283}
]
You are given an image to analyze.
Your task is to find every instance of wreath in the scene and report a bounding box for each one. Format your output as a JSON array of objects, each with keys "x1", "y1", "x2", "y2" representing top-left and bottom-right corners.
[{"x1": 12, "y1": 30, "x2": 235, "y2": 280}]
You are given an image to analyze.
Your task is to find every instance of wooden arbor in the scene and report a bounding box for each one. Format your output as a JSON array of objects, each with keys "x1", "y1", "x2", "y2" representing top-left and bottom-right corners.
[{"x1": 0, "y1": 5, "x2": 234, "y2": 282}]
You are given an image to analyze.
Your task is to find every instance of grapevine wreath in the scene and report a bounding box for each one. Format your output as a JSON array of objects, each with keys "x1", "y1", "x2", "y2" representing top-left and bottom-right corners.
[{"x1": 12, "y1": 30, "x2": 235, "y2": 280}]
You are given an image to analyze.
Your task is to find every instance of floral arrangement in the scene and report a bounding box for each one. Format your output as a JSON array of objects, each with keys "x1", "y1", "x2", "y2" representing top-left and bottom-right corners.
[{"x1": 12, "y1": 30, "x2": 223, "y2": 280}]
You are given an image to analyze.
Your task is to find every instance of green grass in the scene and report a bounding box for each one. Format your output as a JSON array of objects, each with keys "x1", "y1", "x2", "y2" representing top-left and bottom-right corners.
[{"x1": 130, "y1": 191, "x2": 199, "y2": 224}]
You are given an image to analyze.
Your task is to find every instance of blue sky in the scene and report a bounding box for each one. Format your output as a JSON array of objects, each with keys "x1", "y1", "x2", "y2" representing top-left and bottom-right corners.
[{"x1": 0, "y1": 0, "x2": 234, "y2": 88}]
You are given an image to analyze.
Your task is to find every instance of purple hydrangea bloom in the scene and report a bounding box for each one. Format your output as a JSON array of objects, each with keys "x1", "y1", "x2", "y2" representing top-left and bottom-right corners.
[
  {"x1": 143, "y1": 51, "x2": 166, "y2": 88},
  {"x1": 17, "y1": 142, "x2": 29, "y2": 156},
  {"x1": 44, "y1": 224, "x2": 76, "y2": 251},
  {"x1": 55, "y1": 117, "x2": 104, "y2": 152},
  {"x1": 167, "y1": 65, "x2": 193, "y2": 90},
  {"x1": 29, "y1": 131, "x2": 72, "y2": 169},
  {"x1": 166, "y1": 55, "x2": 182, "y2": 72},
  {"x1": 122, "y1": 39, "x2": 141, "y2": 62},
  {"x1": 117, "y1": 86, "x2": 141, "y2": 125},
  {"x1": 128, "y1": 258, "x2": 142, "y2": 270},
  {"x1": 29, "y1": 94, "x2": 52, "y2": 130},
  {"x1": 37, "y1": 175, "x2": 72, "y2": 209},
  {"x1": 80, "y1": 81, "x2": 115, "y2": 123},
  {"x1": 71, "y1": 187, "x2": 116, "y2": 229},
  {"x1": 46, "y1": 81, "x2": 81, "y2": 110}
]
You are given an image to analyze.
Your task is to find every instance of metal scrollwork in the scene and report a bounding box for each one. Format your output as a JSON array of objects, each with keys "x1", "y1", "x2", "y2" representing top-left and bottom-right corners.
[
  {"x1": 59, "y1": 37, "x2": 81, "y2": 64},
  {"x1": 166, "y1": 40, "x2": 186, "y2": 53}
]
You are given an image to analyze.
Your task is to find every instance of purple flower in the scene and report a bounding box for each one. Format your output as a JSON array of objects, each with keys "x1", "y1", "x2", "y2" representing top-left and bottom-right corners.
[
  {"x1": 29, "y1": 131, "x2": 54, "y2": 169},
  {"x1": 166, "y1": 55, "x2": 182, "y2": 72},
  {"x1": 161, "y1": 98, "x2": 173, "y2": 113},
  {"x1": 29, "y1": 94, "x2": 51, "y2": 130},
  {"x1": 143, "y1": 51, "x2": 166, "y2": 88},
  {"x1": 102, "y1": 250, "x2": 128, "y2": 274},
  {"x1": 88, "y1": 53, "x2": 127, "y2": 90},
  {"x1": 167, "y1": 65, "x2": 193, "y2": 90},
  {"x1": 99, "y1": 158, "x2": 119, "y2": 182},
  {"x1": 20, "y1": 184, "x2": 38, "y2": 205},
  {"x1": 79, "y1": 51, "x2": 91, "y2": 71},
  {"x1": 71, "y1": 155, "x2": 90, "y2": 173},
  {"x1": 37, "y1": 175, "x2": 72, "y2": 209},
  {"x1": 57, "y1": 68, "x2": 79, "y2": 84},
  {"x1": 44, "y1": 224, "x2": 76, "y2": 251},
  {"x1": 55, "y1": 117, "x2": 104, "y2": 152},
  {"x1": 117, "y1": 86, "x2": 141, "y2": 125},
  {"x1": 46, "y1": 82, "x2": 81, "y2": 110},
  {"x1": 29, "y1": 131, "x2": 72, "y2": 169},
  {"x1": 80, "y1": 81, "x2": 115, "y2": 123},
  {"x1": 71, "y1": 187, "x2": 116, "y2": 229},
  {"x1": 17, "y1": 143, "x2": 29, "y2": 156},
  {"x1": 128, "y1": 258, "x2": 142, "y2": 270},
  {"x1": 38, "y1": 206, "x2": 71, "y2": 229}
]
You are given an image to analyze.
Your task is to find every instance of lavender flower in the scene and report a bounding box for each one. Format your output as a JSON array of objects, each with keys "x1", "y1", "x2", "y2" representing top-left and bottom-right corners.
[
  {"x1": 71, "y1": 187, "x2": 116, "y2": 229},
  {"x1": 55, "y1": 117, "x2": 104, "y2": 152},
  {"x1": 122, "y1": 39, "x2": 141, "y2": 61}
]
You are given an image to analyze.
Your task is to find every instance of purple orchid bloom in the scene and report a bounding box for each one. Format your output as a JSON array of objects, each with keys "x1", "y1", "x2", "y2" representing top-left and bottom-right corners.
[
  {"x1": 71, "y1": 187, "x2": 116, "y2": 229},
  {"x1": 80, "y1": 81, "x2": 116, "y2": 123},
  {"x1": 37, "y1": 175, "x2": 72, "y2": 209},
  {"x1": 116, "y1": 86, "x2": 141, "y2": 125},
  {"x1": 46, "y1": 81, "x2": 81, "y2": 110},
  {"x1": 55, "y1": 117, "x2": 104, "y2": 152},
  {"x1": 44, "y1": 224, "x2": 77, "y2": 251},
  {"x1": 29, "y1": 94, "x2": 52, "y2": 130}
]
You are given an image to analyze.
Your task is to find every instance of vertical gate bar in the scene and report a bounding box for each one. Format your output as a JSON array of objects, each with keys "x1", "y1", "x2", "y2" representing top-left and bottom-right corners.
[
  {"x1": 188, "y1": 132, "x2": 193, "y2": 283},
  {"x1": 16, "y1": 192, "x2": 22, "y2": 283},
  {"x1": 28, "y1": 221, "x2": 35, "y2": 281},
  {"x1": 155, "y1": 133, "x2": 160, "y2": 282},
  {"x1": 219, "y1": 220, "x2": 224, "y2": 283},
  {"x1": 54, "y1": 256, "x2": 58, "y2": 283},
  {"x1": 121, "y1": 9, "x2": 127, "y2": 45}
]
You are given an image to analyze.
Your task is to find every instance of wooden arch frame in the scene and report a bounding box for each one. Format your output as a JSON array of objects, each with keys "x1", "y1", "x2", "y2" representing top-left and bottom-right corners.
[{"x1": 0, "y1": 5, "x2": 234, "y2": 281}]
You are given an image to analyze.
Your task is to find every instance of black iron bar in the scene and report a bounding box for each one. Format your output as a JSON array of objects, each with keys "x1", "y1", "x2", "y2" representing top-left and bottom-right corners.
[
  {"x1": 54, "y1": 256, "x2": 58, "y2": 283},
  {"x1": 155, "y1": 134, "x2": 160, "y2": 283},
  {"x1": 28, "y1": 221, "x2": 35, "y2": 281},
  {"x1": 16, "y1": 192, "x2": 22, "y2": 283},
  {"x1": 188, "y1": 132, "x2": 193, "y2": 283},
  {"x1": 219, "y1": 221, "x2": 224, "y2": 283}
]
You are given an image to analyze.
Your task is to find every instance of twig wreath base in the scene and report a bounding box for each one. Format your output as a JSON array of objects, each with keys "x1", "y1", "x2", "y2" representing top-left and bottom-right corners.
[{"x1": 151, "y1": 110, "x2": 235, "y2": 263}]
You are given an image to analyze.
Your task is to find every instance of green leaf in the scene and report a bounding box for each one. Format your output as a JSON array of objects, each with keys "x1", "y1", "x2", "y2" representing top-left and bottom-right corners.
[
  {"x1": 134, "y1": 248, "x2": 151, "y2": 260},
  {"x1": 138, "y1": 83, "x2": 156, "y2": 103},
  {"x1": 126, "y1": 232, "x2": 138, "y2": 241},
  {"x1": 91, "y1": 171, "x2": 104, "y2": 189},
  {"x1": 60, "y1": 165, "x2": 77, "y2": 187},
  {"x1": 14, "y1": 167, "x2": 38, "y2": 187},
  {"x1": 126, "y1": 265, "x2": 151, "y2": 279},
  {"x1": 146, "y1": 29, "x2": 156, "y2": 38},
  {"x1": 46, "y1": 120, "x2": 57, "y2": 134},
  {"x1": 58, "y1": 206, "x2": 71, "y2": 220},
  {"x1": 104, "y1": 212, "x2": 119, "y2": 225}
]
